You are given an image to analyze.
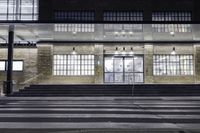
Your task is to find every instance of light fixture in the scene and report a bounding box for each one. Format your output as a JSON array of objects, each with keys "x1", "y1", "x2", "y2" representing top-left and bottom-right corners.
[
  {"x1": 171, "y1": 47, "x2": 176, "y2": 55},
  {"x1": 114, "y1": 31, "x2": 119, "y2": 36},
  {"x1": 122, "y1": 47, "x2": 126, "y2": 55},
  {"x1": 115, "y1": 47, "x2": 119, "y2": 55},
  {"x1": 129, "y1": 31, "x2": 133, "y2": 35},
  {"x1": 72, "y1": 31, "x2": 77, "y2": 35},
  {"x1": 129, "y1": 47, "x2": 134, "y2": 55},
  {"x1": 72, "y1": 47, "x2": 77, "y2": 55},
  {"x1": 170, "y1": 31, "x2": 175, "y2": 36},
  {"x1": 121, "y1": 30, "x2": 126, "y2": 36}
]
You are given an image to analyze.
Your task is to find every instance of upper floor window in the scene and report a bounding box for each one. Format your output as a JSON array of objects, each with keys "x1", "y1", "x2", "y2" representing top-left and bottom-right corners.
[
  {"x1": 103, "y1": 11, "x2": 143, "y2": 37},
  {"x1": 0, "y1": 0, "x2": 38, "y2": 21},
  {"x1": 103, "y1": 11, "x2": 143, "y2": 21},
  {"x1": 152, "y1": 11, "x2": 191, "y2": 21},
  {"x1": 54, "y1": 10, "x2": 95, "y2": 21},
  {"x1": 152, "y1": 11, "x2": 192, "y2": 33}
]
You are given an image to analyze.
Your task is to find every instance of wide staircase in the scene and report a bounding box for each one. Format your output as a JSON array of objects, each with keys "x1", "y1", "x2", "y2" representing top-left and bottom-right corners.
[
  {"x1": 11, "y1": 84, "x2": 200, "y2": 97},
  {"x1": 0, "y1": 96, "x2": 200, "y2": 132}
]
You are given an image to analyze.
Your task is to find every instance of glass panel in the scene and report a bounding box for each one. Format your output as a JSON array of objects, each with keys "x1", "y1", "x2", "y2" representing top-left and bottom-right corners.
[
  {"x1": 0, "y1": 61, "x2": 5, "y2": 71},
  {"x1": 124, "y1": 58, "x2": 133, "y2": 72},
  {"x1": 135, "y1": 73, "x2": 143, "y2": 83},
  {"x1": 125, "y1": 73, "x2": 134, "y2": 83},
  {"x1": 134, "y1": 56, "x2": 143, "y2": 72},
  {"x1": 13, "y1": 61, "x2": 23, "y2": 71},
  {"x1": 105, "y1": 73, "x2": 114, "y2": 83},
  {"x1": 105, "y1": 57, "x2": 113, "y2": 72},
  {"x1": 114, "y1": 58, "x2": 123, "y2": 72},
  {"x1": 114, "y1": 73, "x2": 123, "y2": 83}
]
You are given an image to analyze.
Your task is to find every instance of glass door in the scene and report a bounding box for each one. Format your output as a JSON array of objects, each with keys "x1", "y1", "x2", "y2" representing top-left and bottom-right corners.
[{"x1": 104, "y1": 55, "x2": 144, "y2": 84}]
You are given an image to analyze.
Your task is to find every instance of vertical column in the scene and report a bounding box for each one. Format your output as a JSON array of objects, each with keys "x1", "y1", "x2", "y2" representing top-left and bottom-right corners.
[
  {"x1": 6, "y1": 25, "x2": 14, "y2": 95},
  {"x1": 195, "y1": 45, "x2": 200, "y2": 83},
  {"x1": 94, "y1": 44, "x2": 104, "y2": 84},
  {"x1": 144, "y1": 44, "x2": 154, "y2": 84},
  {"x1": 37, "y1": 44, "x2": 53, "y2": 81}
]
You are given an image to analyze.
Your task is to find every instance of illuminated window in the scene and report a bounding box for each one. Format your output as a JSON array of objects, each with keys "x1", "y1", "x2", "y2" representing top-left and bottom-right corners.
[
  {"x1": 0, "y1": 61, "x2": 5, "y2": 71},
  {"x1": 54, "y1": 24, "x2": 95, "y2": 32},
  {"x1": 54, "y1": 10, "x2": 95, "y2": 21},
  {"x1": 0, "y1": 60, "x2": 23, "y2": 71},
  {"x1": 53, "y1": 55, "x2": 95, "y2": 76},
  {"x1": 152, "y1": 11, "x2": 192, "y2": 33},
  {"x1": 81, "y1": 55, "x2": 95, "y2": 75},
  {"x1": 153, "y1": 55, "x2": 193, "y2": 76},
  {"x1": 0, "y1": 0, "x2": 38, "y2": 20}
]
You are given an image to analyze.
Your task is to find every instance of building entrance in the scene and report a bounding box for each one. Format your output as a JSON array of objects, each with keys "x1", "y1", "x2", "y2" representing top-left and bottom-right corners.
[{"x1": 104, "y1": 55, "x2": 144, "y2": 84}]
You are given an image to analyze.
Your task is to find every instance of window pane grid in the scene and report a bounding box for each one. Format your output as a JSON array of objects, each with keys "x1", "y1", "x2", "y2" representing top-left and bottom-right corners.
[
  {"x1": 54, "y1": 24, "x2": 95, "y2": 33},
  {"x1": 104, "y1": 11, "x2": 143, "y2": 21},
  {"x1": 53, "y1": 55, "x2": 95, "y2": 76},
  {"x1": 152, "y1": 11, "x2": 192, "y2": 33},
  {"x1": 0, "y1": 0, "x2": 38, "y2": 21},
  {"x1": 54, "y1": 11, "x2": 95, "y2": 21},
  {"x1": 153, "y1": 55, "x2": 193, "y2": 76}
]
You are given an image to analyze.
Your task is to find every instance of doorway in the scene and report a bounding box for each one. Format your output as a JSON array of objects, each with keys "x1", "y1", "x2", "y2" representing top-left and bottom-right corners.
[{"x1": 104, "y1": 55, "x2": 144, "y2": 84}]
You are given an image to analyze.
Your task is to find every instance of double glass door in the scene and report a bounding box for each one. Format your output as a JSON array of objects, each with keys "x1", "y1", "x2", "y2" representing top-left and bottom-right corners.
[{"x1": 104, "y1": 56, "x2": 144, "y2": 84}]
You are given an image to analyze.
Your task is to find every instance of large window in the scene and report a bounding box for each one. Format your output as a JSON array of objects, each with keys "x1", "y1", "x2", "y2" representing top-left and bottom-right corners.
[
  {"x1": 54, "y1": 24, "x2": 95, "y2": 33},
  {"x1": 53, "y1": 55, "x2": 95, "y2": 76},
  {"x1": 153, "y1": 55, "x2": 193, "y2": 76},
  {"x1": 152, "y1": 11, "x2": 192, "y2": 33},
  {"x1": 104, "y1": 56, "x2": 144, "y2": 84},
  {"x1": 0, "y1": 60, "x2": 23, "y2": 71},
  {"x1": 54, "y1": 11, "x2": 95, "y2": 21},
  {"x1": 0, "y1": 0, "x2": 38, "y2": 20}
]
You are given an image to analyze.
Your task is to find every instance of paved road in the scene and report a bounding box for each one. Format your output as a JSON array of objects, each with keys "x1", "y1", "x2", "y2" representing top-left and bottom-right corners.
[{"x1": 0, "y1": 96, "x2": 200, "y2": 133}]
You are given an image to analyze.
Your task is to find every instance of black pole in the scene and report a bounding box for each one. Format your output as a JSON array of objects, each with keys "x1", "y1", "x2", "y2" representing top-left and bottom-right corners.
[{"x1": 6, "y1": 25, "x2": 14, "y2": 96}]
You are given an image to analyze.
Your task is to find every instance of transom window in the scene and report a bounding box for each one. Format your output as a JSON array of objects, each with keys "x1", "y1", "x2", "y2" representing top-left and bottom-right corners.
[
  {"x1": 54, "y1": 10, "x2": 95, "y2": 21},
  {"x1": 153, "y1": 55, "x2": 193, "y2": 76},
  {"x1": 152, "y1": 11, "x2": 192, "y2": 33},
  {"x1": 103, "y1": 11, "x2": 143, "y2": 21},
  {"x1": 0, "y1": 60, "x2": 23, "y2": 71},
  {"x1": 54, "y1": 24, "x2": 95, "y2": 33},
  {"x1": 0, "y1": 0, "x2": 38, "y2": 20},
  {"x1": 53, "y1": 55, "x2": 95, "y2": 76}
]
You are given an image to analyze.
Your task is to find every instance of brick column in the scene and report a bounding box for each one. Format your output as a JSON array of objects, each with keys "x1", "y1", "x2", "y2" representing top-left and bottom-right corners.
[
  {"x1": 94, "y1": 44, "x2": 104, "y2": 84},
  {"x1": 144, "y1": 44, "x2": 154, "y2": 84},
  {"x1": 37, "y1": 44, "x2": 53, "y2": 79}
]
